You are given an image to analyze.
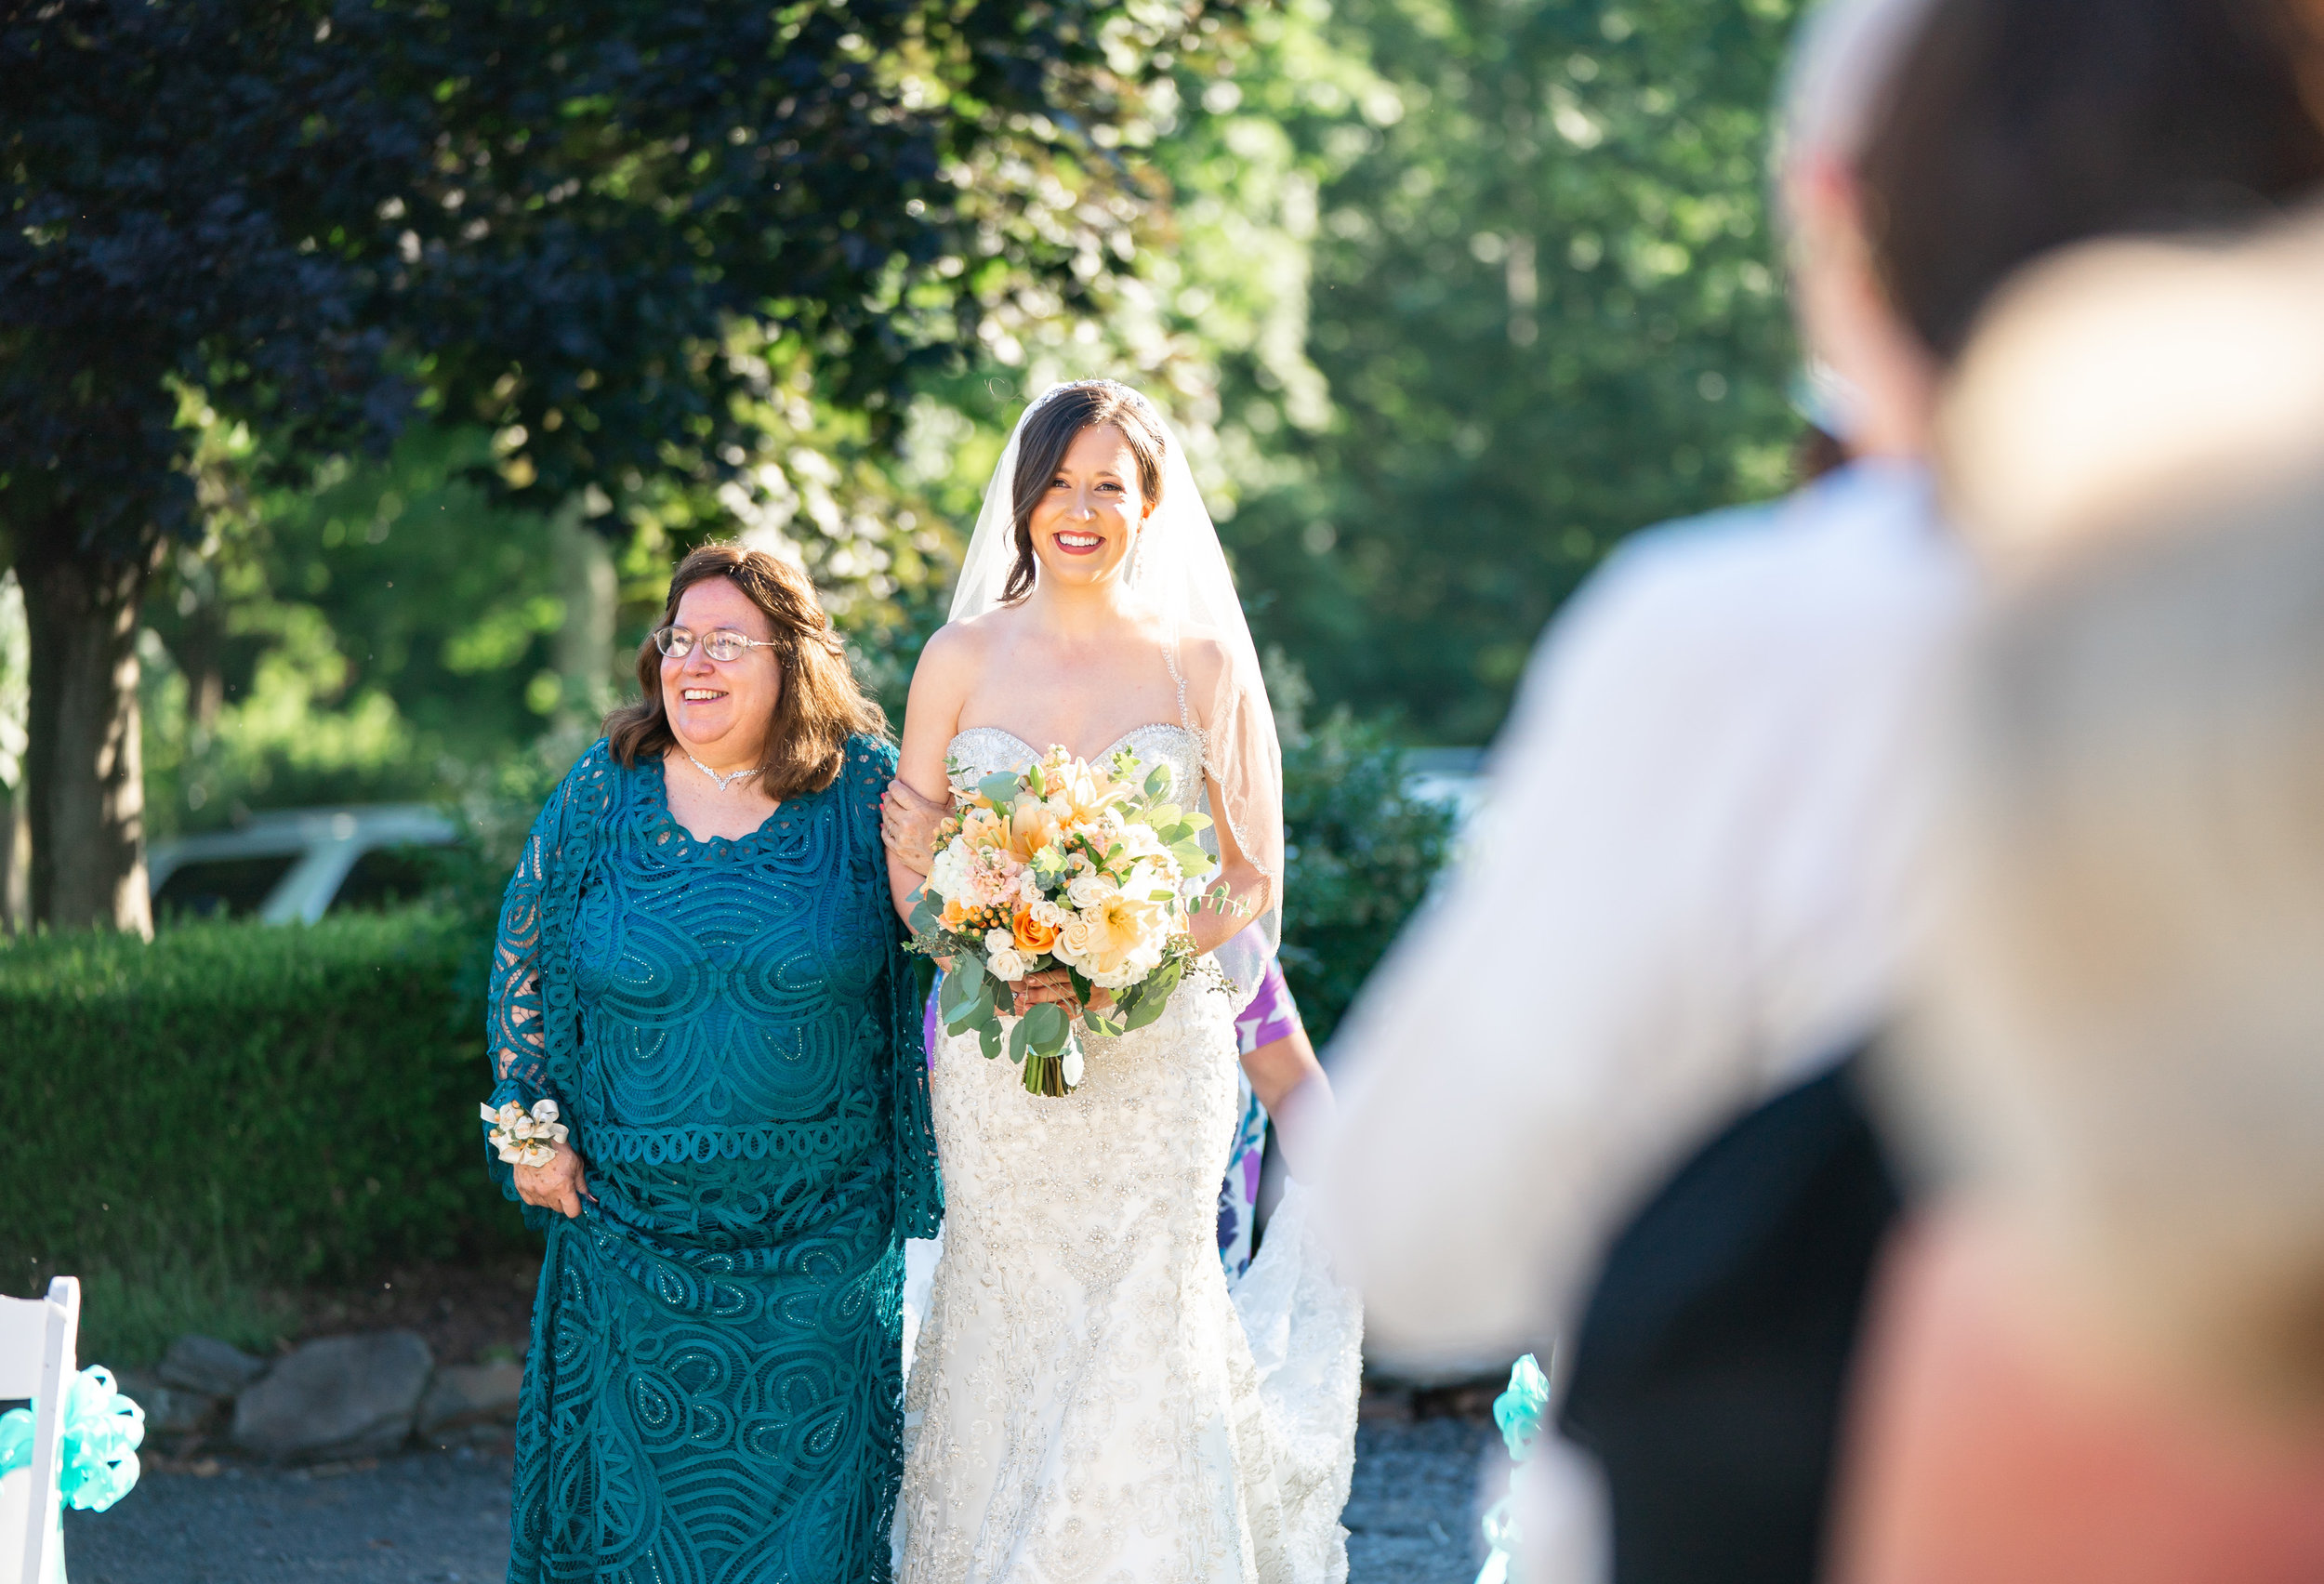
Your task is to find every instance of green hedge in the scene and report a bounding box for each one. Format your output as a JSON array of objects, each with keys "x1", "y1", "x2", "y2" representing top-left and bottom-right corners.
[
  {"x1": 0, "y1": 911, "x2": 522, "y2": 1289},
  {"x1": 1280, "y1": 713, "x2": 1459, "y2": 1044},
  {"x1": 0, "y1": 716, "x2": 1445, "y2": 1328}
]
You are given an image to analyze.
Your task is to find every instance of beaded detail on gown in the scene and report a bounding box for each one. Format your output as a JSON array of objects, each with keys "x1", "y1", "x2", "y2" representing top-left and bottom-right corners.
[
  {"x1": 485, "y1": 736, "x2": 941, "y2": 1584},
  {"x1": 898, "y1": 724, "x2": 1362, "y2": 1584}
]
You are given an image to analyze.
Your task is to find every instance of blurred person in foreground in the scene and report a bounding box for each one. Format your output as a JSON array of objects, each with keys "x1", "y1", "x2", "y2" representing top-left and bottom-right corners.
[
  {"x1": 485, "y1": 544, "x2": 939, "y2": 1580},
  {"x1": 1828, "y1": 216, "x2": 2324, "y2": 1584},
  {"x1": 1314, "y1": 0, "x2": 2324, "y2": 1575}
]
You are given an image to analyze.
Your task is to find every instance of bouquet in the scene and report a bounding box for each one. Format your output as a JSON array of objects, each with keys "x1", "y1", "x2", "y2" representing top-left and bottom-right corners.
[{"x1": 907, "y1": 744, "x2": 1226, "y2": 1096}]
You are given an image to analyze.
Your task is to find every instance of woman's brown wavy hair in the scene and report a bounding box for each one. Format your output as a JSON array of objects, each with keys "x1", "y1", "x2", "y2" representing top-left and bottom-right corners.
[{"x1": 603, "y1": 543, "x2": 886, "y2": 799}]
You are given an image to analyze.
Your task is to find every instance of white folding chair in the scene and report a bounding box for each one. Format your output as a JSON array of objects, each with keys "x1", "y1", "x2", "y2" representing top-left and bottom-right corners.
[{"x1": 0, "y1": 1276, "x2": 78, "y2": 1584}]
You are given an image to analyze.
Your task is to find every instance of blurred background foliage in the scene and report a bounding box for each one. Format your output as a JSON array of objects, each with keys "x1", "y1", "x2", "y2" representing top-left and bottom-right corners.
[
  {"x1": 118, "y1": 0, "x2": 1807, "y2": 845},
  {"x1": 2, "y1": 0, "x2": 1815, "y2": 1329}
]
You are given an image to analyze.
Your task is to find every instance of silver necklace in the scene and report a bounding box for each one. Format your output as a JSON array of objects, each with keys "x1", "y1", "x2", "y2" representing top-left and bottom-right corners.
[{"x1": 682, "y1": 748, "x2": 761, "y2": 792}]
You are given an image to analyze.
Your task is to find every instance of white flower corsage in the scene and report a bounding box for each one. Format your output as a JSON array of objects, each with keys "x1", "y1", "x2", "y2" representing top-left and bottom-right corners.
[{"x1": 482, "y1": 1099, "x2": 569, "y2": 1168}]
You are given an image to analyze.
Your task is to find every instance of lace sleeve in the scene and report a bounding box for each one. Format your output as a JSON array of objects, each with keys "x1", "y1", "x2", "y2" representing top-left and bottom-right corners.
[
  {"x1": 892, "y1": 936, "x2": 943, "y2": 1238},
  {"x1": 482, "y1": 762, "x2": 581, "y2": 1204},
  {"x1": 851, "y1": 734, "x2": 944, "y2": 1237}
]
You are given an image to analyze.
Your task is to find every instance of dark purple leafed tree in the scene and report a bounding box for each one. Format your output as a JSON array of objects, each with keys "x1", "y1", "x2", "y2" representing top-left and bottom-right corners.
[{"x1": 0, "y1": 0, "x2": 1215, "y2": 930}]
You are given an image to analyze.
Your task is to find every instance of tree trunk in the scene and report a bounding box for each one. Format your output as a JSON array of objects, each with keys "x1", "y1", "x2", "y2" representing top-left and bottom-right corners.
[
  {"x1": 0, "y1": 568, "x2": 26, "y2": 933},
  {"x1": 552, "y1": 499, "x2": 619, "y2": 726},
  {"x1": 0, "y1": 785, "x2": 26, "y2": 934},
  {"x1": 20, "y1": 545, "x2": 155, "y2": 936}
]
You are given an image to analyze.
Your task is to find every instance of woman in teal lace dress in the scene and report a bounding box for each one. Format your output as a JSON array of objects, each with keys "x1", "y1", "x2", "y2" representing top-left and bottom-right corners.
[{"x1": 483, "y1": 544, "x2": 941, "y2": 1583}]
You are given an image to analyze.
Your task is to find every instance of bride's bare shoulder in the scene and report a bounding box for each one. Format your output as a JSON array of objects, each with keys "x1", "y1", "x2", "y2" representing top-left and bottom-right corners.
[
  {"x1": 1173, "y1": 627, "x2": 1234, "y2": 695},
  {"x1": 914, "y1": 609, "x2": 1016, "y2": 682}
]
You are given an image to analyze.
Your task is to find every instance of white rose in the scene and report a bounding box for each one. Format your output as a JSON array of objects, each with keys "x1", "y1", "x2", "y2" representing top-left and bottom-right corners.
[
  {"x1": 984, "y1": 928, "x2": 1016, "y2": 956},
  {"x1": 928, "y1": 842, "x2": 970, "y2": 901},
  {"x1": 987, "y1": 947, "x2": 1027, "y2": 982},
  {"x1": 1053, "y1": 914, "x2": 1098, "y2": 968},
  {"x1": 1032, "y1": 898, "x2": 1069, "y2": 928},
  {"x1": 1066, "y1": 873, "x2": 1117, "y2": 910}
]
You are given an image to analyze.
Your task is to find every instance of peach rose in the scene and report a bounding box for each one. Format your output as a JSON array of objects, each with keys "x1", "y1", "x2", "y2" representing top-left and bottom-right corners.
[{"x1": 1011, "y1": 904, "x2": 1059, "y2": 954}]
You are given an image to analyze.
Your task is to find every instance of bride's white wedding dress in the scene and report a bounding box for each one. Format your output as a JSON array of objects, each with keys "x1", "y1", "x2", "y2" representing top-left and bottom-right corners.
[{"x1": 897, "y1": 719, "x2": 1363, "y2": 1584}]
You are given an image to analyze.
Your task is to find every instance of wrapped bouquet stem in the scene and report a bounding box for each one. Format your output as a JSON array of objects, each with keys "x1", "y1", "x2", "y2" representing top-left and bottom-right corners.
[{"x1": 910, "y1": 744, "x2": 1227, "y2": 1097}]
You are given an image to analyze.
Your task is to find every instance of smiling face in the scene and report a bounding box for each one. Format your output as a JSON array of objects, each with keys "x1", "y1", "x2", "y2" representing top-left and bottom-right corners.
[
  {"x1": 659, "y1": 576, "x2": 783, "y2": 766},
  {"x1": 1025, "y1": 422, "x2": 1154, "y2": 591}
]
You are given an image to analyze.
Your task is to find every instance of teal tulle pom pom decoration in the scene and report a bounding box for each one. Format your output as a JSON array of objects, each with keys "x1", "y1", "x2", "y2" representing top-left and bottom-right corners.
[
  {"x1": 0, "y1": 1364, "x2": 145, "y2": 1513},
  {"x1": 1476, "y1": 1352, "x2": 1552, "y2": 1584}
]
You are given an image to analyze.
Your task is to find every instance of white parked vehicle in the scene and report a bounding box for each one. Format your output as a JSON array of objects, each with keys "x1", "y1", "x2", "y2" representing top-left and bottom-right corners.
[{"x1": 147, "y1": 805, "x2": 457, "y2": 925}]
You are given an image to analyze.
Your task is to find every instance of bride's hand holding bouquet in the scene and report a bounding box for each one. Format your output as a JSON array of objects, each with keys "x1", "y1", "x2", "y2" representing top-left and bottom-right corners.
[{"x1": 906, "y1": 743, "x2": 1230, "y2": 1096}]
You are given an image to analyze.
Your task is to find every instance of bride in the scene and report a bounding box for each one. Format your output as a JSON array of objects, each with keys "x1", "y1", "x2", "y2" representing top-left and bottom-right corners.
[{"x1": 882, "y1": 379, "x2": 1362, "y2": 1582}]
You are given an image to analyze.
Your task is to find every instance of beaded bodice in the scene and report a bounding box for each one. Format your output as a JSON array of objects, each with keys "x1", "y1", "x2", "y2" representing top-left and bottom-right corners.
[{"x1": 945, "y1": 721, "x2": 1207, "y2": 808}]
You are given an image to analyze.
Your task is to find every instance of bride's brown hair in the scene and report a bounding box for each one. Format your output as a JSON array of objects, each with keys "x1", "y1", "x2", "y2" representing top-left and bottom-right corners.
[
  {"x1": 603, "y1": 543, "x2": 886, "y2": 799},
  {"x1": 1002, "y1": 382, "x2": 1170, "y2": 604}
]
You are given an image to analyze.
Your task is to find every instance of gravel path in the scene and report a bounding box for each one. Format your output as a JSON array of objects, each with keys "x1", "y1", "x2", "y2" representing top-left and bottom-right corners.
[
  {"x1": 62, "y1": 1418, "x2": 1499, "y2": 1583},
  {"x1": 1346, "y1": 1416, "x2": 1499, "y2": 1583}
]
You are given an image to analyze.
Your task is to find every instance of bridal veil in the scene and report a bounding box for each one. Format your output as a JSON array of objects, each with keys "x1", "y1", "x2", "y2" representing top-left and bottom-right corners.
[{"x1": 948, "y1": 380, "x2": 1285, "y2": 1001}]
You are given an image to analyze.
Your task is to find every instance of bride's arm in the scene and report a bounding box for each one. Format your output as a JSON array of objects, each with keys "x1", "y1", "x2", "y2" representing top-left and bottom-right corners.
[
  {"x1": 887, "y1": 623, "x2": 977, "y2": 924},
  {"x1": 1188, "y1": 778, "x2": 1270, "y2": 956},
  {"x1": 1181, "y1": 635, "x2": 1272, "y2": 956}
]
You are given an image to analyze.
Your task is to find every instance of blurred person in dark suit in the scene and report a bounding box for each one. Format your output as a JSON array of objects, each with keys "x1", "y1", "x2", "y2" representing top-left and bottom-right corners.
[
  {"x1": 1829, "y1": 212, "x2": 2324, "y2": 1584},
  {"x1": 1318, "y1": 0, "x2": 2324, "y2": 1578}
]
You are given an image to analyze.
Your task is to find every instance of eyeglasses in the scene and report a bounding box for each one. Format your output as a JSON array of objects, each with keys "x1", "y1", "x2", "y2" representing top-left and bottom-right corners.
[{"x1": 654, "y1": 626, "x2": 779, "y2": 663}]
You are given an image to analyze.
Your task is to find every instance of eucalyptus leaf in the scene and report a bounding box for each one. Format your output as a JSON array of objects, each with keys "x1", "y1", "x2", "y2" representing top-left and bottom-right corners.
[
  {"x1": 938, "y1": 967, "x2": 976, "y2": 1022},
  {"x1": 907, "y1": 889, "x2": 940, "y2": 936},
  {"x1": 979, "y1": 772, "x2": 1021, "y2": 810},
  {"x1": 1143, "y1": 763, "x2": 1172, "y2": 798},
  {"x1": 943, "y1": 980, "x2": 995, "y2": 1036},
  {"x1": 978, "y1": 1021, "x2": 1003, "y2": 1061},
  {"x1": 1121, "y1": 988, "x2": 1172, "y2": 1033},
  {"x1": 1008, "y1": 1014, "x2": 1033, "y2": 1065},
  {"x1": 1023, "y1": 1000, "x2": 1068, "y2": 1056},
  {"x1": 954, "y1": 951, "x2": 986, "y2": 993}
]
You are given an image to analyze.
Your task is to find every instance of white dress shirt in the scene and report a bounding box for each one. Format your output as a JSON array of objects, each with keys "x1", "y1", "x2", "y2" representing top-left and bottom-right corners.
[{"x1": 1316, "y1": 461, "x2": 1975, "y2": 1368}]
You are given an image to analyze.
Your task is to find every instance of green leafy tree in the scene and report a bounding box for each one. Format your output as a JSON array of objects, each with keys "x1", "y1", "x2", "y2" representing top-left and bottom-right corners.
[
  {"x1": 140, "y1": 424, "x2": 578, "y2": 837},
  {"x1": 1, "y1": 0, "x2": 1218, "y2": 931},
  {"x1": 1278, "y1": 710, "x2": 1456, "y2": 1040},
  {"x1": 1225, "y1": 0, "x2": 1807, "y2": 742}
]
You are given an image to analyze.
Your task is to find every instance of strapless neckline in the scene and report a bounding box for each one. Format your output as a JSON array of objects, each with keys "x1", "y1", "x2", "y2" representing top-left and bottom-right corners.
[{"x1": 947, "y1": 721, "x2": 1200, "y2": 767}]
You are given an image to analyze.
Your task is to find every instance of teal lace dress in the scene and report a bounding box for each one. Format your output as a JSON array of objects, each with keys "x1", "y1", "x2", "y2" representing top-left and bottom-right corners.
[{"x1": 484, "y1": 734, "x2": 941, "y2": 1584}]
